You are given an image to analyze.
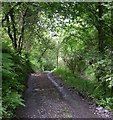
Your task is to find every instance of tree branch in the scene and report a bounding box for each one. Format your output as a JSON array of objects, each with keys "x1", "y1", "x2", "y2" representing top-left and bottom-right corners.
[
  {"x1": 2, "y1": 3, "x2": 21, "y2": 24},
  {"x1": 38, "y1": 48, "x2": 48, "y2": 62}
]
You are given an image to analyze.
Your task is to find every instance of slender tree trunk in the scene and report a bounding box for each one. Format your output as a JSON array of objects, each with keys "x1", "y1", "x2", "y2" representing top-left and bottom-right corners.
[
  {"x1": 97, "y1": 3, "x2": 106, "y2": 94},
  {"x1": 56, "y1": 47, "x2": 59, "y2": 69},
  {"x1": 6, "y1": 15, "x2": 14, "y2": 47},
  {"x1": 10, "y1": 10, "x2": 17, "y2": 49},
  {"x1": 97, "y1": 2, "x2": 104, "y2": 53},
  {"x1": 18, "y1": 9, "x2": 28, "y2": 54},
  {"x1": 111, "y1": 3, "x2": 113, "y2": 96},
  {"x1": 38, "y1": 48, "x2": 48, "y2": 62}
]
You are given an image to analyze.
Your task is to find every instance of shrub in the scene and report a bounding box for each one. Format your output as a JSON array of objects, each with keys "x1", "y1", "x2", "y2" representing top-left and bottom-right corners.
[{"x1": 2, "y1": 43, "x2": 32, "y2": 118}]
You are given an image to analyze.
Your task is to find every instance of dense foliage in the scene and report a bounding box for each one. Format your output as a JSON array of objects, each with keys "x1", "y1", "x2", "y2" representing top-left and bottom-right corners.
[
  {"x1": 2, "y1": 40, "x2": 33, "y2": 117},
  {"x1": 2, "y1": 2, "x2": 113, "y2": 117}
]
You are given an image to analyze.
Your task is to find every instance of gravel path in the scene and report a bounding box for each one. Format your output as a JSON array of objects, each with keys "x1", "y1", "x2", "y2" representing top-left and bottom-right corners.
[{"x1": 16, "y1": 72, "x2": 112, "y2": 119}]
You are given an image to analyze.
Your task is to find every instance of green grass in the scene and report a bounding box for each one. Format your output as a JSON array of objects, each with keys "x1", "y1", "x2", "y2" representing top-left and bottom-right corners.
[
  {"x1": 54, "y1": 67, "x2": 97, "y2": 95},
  {"x1": 54, "y1": 67, "x2": 113, "y2": 110}
]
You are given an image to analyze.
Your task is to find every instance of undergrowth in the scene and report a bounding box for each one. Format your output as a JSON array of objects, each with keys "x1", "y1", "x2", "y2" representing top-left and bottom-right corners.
[{"x1": 2, "y1": 43, "x2": 33, "y2": 118}]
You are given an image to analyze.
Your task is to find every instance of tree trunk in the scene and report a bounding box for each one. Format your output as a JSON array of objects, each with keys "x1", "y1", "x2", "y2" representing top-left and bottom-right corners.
[
  {"x1": 111, "y1": 3, "x2": 113, "y2": 96},
  {"x1": 10, "y1": 10, "x2": 17, "y2": 49},
  {"x1": 18, "y1": 9, "x2": 28, "y2": 54},
  {"x1": 97, "y1": 2, "x2": 104, "y2": 53}
]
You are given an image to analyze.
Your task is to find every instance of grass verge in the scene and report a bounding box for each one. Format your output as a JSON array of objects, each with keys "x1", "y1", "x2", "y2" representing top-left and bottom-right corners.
[{"x1": 54, "y1": 67, "x2": 113, "y2": 111}]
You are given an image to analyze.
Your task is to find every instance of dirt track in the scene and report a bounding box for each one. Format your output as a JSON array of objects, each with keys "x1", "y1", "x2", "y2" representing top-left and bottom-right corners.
[{"x1": 16, "y1": 72, "x2": 112, "y2": 119}]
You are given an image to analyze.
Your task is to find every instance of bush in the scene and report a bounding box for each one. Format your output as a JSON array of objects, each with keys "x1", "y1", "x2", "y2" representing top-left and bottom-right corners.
[{"x1": 2, "y1": 43, "x2": 32, "y2": 118}]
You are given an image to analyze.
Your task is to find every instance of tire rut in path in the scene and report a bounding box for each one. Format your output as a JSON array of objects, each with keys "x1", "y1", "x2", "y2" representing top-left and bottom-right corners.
[{"x1": 16, "y1": 72, "x2": 100, "y2": 118}]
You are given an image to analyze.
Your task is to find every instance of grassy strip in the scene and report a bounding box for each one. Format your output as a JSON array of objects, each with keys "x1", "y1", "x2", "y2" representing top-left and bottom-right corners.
[{"x1": 54, "y1": 67, "x2": 113, "y2": 110}]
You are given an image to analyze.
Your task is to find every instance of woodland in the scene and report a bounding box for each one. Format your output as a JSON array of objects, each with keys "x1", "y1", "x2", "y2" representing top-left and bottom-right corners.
[{"x1": 1, "y1": 2, "x2": 113, "y2": 118}]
